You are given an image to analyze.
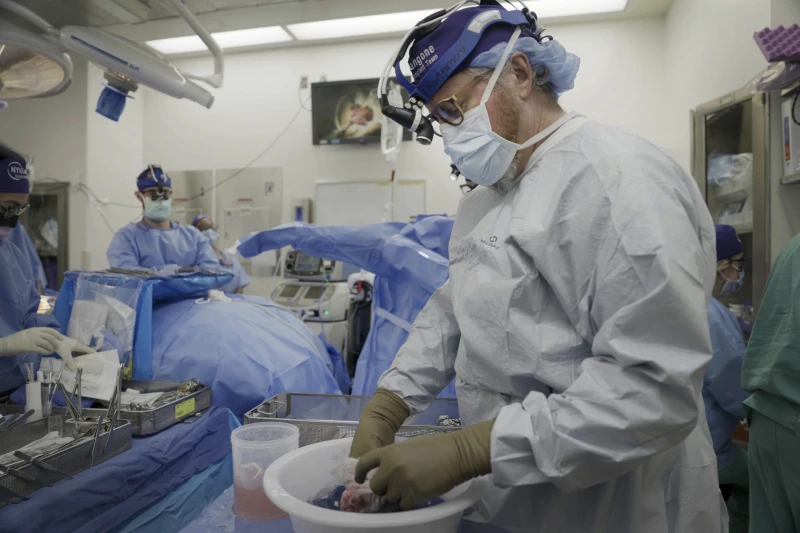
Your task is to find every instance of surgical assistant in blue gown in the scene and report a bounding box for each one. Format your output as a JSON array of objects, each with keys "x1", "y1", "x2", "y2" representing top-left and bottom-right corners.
[
  {"x1": 704, "y1": 224, "x2": 750, "y2": 533},
  {"x1": 106, "y1": 166, "x2": 218, "y2": 273},
  {"x1": 0, "y1": 148, "x2": 62, "y2": 393},
  {"x1": 9, "y1": 223, "x2": 47, "y2": 289},
  {"x1": 192, "y1": 214, "x2": 250, "y2": 294}
]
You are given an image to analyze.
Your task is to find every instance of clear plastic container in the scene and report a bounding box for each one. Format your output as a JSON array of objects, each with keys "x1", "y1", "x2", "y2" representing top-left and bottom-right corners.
[{"x1": 232, "y1": 422, "x2": 299, "y2": 521}]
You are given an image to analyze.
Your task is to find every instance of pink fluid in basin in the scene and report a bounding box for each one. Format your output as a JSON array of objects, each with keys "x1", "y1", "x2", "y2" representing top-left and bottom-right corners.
[{"x1": 233, "y1": 482, "x2": 287, "y2": 521}]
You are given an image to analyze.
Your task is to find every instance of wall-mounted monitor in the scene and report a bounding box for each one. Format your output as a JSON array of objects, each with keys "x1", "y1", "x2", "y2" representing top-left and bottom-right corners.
[{"x1": 311, "y1": 78, "x2": 413, "y2": 146}]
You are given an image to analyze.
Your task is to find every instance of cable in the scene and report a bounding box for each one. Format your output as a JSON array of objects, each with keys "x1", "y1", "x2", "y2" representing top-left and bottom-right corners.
[
  {"x1": 75, "y1": 183, "x2": 140, "y2": 209},
  {"x1": 75, "y1": 185, "x2": 115, "y2": 235},
  {"x1": 175, "y1": 99, "x2": 310, "y2": 205},
  {"x1": 298, "y1": 86, "x2": 312, "y2": 112},
  {"x1": 793, "y1": 91, "x2": 799, "y2": 126}
]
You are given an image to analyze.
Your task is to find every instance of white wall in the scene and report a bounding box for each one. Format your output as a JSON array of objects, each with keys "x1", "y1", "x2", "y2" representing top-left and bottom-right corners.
[
  {"x1": 664, "y1": 0, "x2": 772, "y2": 169},
  {"x1": 84, "y1": 64, "x2": 145, "y2": 270},
  {"x1": 0, "y1": 58, "x2": 90, "y2": 272},
  {"x1": 556, "y1": 18, "x2": 670, "y2": 151},
  {"x1": 771, "y1": 0, "x2": 800, "y2": 26},
  {"x1": 142, "y1": 16, "x2": 670, "y2": 226}
]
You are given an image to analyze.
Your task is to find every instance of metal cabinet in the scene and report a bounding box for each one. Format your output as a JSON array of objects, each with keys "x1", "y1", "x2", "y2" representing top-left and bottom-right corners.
[
  {"x1": 19, "y1": 181, "x2": 70, "y2": 290},
  {"x1": 691, "y1": 88, "x2": 771, "y2": 314}
]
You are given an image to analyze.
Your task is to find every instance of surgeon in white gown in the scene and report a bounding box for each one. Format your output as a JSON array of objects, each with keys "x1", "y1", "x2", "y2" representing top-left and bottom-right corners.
[{"x1": 348, "y1": 3, "x2": 726, "y2": 533}]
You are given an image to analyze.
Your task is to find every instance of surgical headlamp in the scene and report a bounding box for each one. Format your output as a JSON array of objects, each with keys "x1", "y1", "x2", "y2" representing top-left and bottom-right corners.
[
  {"x1": 449, "y1": 164, "x2": 461, "y2": 181},
  {"x1": 139, "y1": 164, "x2": 172, "y2": 200},
  {"x1": 378, "y1": 0, "x2": 544, "y2": 146}
]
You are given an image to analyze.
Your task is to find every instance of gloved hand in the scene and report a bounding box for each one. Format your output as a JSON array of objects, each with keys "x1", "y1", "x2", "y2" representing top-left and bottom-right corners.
[
  {"x1": 157, "y1": 264, "x2": 181, "y2": 276},
  {"x1": 349, "y1": 388, "x2": 410, "y2": 459},
  {"x1": 54, "y1": 336, "x2": 95, "y2": 370},
  {"x1": 0, "y1": 328, "x2": 93, "y2": 370},
  {"x1": 355, "y1": 419, "x2": 495, "y2": 510}
]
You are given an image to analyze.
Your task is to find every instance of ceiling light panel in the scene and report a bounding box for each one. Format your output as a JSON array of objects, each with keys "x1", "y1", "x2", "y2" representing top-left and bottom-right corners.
[
  {"x1": 524, "y1": 0, "x2": 629, "y2": 18},
  {"x1": 287, "y1": 9, "x2": 437, "y2": 41},
  {"x1": 147, "y1": 26, "x2": 292, "y2": 54}
]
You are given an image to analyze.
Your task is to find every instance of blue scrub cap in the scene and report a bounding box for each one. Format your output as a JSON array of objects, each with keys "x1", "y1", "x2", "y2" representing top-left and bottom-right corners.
[
  {"x1": 192, "y1": 214, "x2": 210, "y2": 227},
  {"x1": 136, "y1": 165, "x2": 172, "y2": 191},
  {"x1": 406, "y1": 2, "x2": 579, "y2": 101},
  {"x1": 469, "y1": 37, "x2": 580, "y2": 95},
  {"x1": 715, "y1": 224, "x2": 743, "y2": 262},
  {"x1": 0, "y1": 145, "x2": 30, "y2": 194}
]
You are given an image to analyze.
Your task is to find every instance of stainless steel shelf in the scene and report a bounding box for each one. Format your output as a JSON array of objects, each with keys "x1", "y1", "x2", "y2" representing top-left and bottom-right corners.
[
  {"x1": 781, "y1": 79, "x2": 800, "y2": 98},
  {"x1": 780, "y1": 171, "x2": 800, "y2": 185}
]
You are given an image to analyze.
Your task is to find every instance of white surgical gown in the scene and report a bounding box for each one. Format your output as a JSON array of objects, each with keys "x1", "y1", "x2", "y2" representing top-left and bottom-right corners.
[
  {"x1": 107, "y1": 220, "x2": 219, "y2": 272},
  {"x1": 379, "y1": 118, "x2": 726, "y2": 532}
]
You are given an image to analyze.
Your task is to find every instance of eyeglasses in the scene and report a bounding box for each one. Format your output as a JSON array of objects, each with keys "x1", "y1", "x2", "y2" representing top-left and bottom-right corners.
[
  {"x1": 0, "y1": 203, "x2": 29, "y2": 219},
  {"x1": 429, "y1": 76, "x2": 484, "y2": 127},
  {"x1": 142, "y1": 189, "x2": 172, "y2": 201}
]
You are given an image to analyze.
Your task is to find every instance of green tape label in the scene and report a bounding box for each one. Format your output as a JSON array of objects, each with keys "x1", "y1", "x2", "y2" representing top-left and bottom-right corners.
[{"x1": 175, "y1": 398, "x2": 196, "y2": 419}]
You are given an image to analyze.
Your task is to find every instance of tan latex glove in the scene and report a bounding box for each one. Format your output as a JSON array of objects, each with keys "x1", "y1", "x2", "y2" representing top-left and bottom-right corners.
[
  {"x1": 0, "y1": 328, "x2": 93, "y2": 369},
  {"x1": 355, "y1": 419, "x2": 495, "y2": 510},
  {"x1": 349, "y1": 388, "x2": 410, "y2": 459}
]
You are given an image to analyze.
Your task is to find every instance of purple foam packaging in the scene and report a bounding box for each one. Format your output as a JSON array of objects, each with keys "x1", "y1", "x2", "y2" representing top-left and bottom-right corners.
[{"x1": 755, "y1": 24, "x2": 800, "y2": 63}]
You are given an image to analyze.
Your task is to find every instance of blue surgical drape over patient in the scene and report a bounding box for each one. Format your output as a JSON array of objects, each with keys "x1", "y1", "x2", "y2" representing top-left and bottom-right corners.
[{"x1": 107, "y1": 221, "x2": 219, "y2": 272}]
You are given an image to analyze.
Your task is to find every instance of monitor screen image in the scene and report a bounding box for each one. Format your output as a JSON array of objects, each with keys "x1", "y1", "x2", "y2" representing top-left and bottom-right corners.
[{"x1": 311, "y1": 78, "x2": 413, "y2": 146}]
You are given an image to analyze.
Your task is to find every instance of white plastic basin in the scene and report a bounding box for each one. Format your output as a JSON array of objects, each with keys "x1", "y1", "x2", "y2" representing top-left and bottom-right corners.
[{"x1": 264, "y1": 437, "x2": 480, "y2": 533}]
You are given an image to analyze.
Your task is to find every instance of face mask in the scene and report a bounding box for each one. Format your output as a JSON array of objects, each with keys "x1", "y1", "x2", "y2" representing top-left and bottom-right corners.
[
  {"x1": 0, "y1": 227, "x2": 12, "y2": 241},
  {"x1": 440, "y1": 27, "x2": 577, "y2": 186},
  {"x1": 720, "y1": 269, "x2": 744, "y2": 295},
  {"x1": 203, "y1": 228, "x2": 219, "y2": 245},
  {"x1": 143, "y1": 198, "x2": 172, "y2": 222}
]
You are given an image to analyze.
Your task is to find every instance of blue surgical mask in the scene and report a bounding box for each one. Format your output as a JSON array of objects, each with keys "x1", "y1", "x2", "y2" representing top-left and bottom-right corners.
[
  {"x1": 439, "y1": 27, "x2": 577, "y2": 186},
  {"x1": 720, "y1": 269, "x2": 744, "y2": 295},
  {"x1": 203, "y1": 228, "x2": 219, "y2": 245},
  {"x1": 143, "y1": 198, "x2": 172, "y2": 222}
]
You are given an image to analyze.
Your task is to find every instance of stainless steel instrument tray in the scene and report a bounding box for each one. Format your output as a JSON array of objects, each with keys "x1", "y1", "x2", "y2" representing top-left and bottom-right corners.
[
  {"x1": 0, "y1": 416, "x2": 132, "y2": 507},
  {"x1": 49, "y1": 380, "x2": 211, "y2": 436},
  {"x1": 244, "y1": 393, "x2": 460, "y2": 447}
]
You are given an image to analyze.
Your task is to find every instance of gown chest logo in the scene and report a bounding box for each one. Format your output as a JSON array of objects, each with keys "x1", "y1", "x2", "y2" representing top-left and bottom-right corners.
[{"x1": 480, "y1": 235, "x2": 500, "y2": 250}]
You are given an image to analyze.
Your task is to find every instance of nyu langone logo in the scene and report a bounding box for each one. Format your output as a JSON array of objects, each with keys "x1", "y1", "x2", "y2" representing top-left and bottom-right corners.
[
  {"x1": 409, "y1": 46, "x2": 436, "y2": 73},
  {"x1": 481, "y1": 236, "x2": 500, "y2": 250},
  {"x1": 420, "y1": 46, "x2": 467, "y2": 95},
  {"x1": 8, "y1": 162, "x2": 26, "y2": 181}
]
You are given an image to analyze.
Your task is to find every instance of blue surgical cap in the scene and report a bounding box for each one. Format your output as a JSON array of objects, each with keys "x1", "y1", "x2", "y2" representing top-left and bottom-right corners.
[
  {"x1": 715, "y1": 224, "x2": 743, "y2": 262},
  {"x1": 470, "y1": 36, "x2": 580, "y2": 95},
  {"x1": 136, "y1": 165, "x2": 171, "y2": 191}
]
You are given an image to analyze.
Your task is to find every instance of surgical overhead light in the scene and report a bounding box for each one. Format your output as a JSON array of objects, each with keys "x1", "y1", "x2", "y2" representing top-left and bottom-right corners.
[
  {"x1": 0, "y1": 21, "x2": 73, "y2": 101},
  {"x1": 0, "y1": 0, "x2": 224, "y2": 121}
]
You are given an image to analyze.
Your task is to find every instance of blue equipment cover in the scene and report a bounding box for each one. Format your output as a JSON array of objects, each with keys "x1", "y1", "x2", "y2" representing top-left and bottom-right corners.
[
  {"x1": 0, "y1": 407, "x2": 236, "y2": 533},
  {"x1": 238, "y1": 216, "x2": 457, "y2": 399}
]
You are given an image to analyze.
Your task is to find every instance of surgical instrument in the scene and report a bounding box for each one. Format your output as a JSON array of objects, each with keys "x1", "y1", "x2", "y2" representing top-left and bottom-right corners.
[
  {"x1": 70, "y1": 363, "x2": 84, "y2": 422},
  {"x1": 0, "y1": 463, "x2": 50, "y2": 486},
  {"x1": 13, "y1": 451, "x2": 73, "y2": 480},
  {"x1": 0, "y1": 413, "x2": 21, "y2": 431},
  {"x1": 103, "y1": 364, "x2": 123, "y2": 456},
  {"x1": 0, "y1": 409, "x2": 35, "y2": 433},
  {"x1": 90, "y1": 414, "x2": 105, "y2": 468}
]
